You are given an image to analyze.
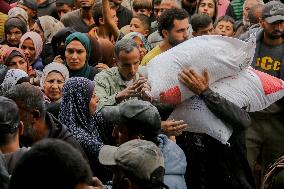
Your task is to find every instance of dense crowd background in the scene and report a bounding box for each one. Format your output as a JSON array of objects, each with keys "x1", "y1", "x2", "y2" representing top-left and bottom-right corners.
[{"x1": 0, "y1": 0, "x2": 283, "y2": 188}]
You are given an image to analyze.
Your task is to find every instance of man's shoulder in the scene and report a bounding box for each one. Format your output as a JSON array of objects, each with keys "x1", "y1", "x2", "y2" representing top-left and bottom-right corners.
[{"x1": 95, "y1": 67, "x2": 119, "y2": 81}]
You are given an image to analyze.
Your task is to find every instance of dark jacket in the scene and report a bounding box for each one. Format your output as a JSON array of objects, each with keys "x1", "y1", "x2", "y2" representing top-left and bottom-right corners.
[
  {"x1": 177, "y1": 89, "x2": 255, "y2": 189},
  {"x1": 0, "y1": 153, "x2": 9, "y2": 189}
]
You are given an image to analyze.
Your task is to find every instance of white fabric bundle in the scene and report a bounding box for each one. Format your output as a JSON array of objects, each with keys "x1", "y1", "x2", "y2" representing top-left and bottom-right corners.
[
  {"x1": 147, "y1": 35, "x2": 256, "y2": 104},
  {"x1": 211, "y1": 67, "x2": 284, "y2": 112},
  {"x1": 169, "y1": 68, "x2": 284, "y2": 144}
]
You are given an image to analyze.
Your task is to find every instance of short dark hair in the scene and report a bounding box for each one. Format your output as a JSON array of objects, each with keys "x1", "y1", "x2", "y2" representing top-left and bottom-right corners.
[
  {"x1": 9, "y1": 139, "x2": 93, "y2": 189},
  {"x1": 4, "y1": 83, "x2": 46, "y2": 119},
  {"x1": 133, "y1": 0, "x2": 152, "y2": 11},
  {"x1": 93, "y1": 4, "x2": 103, "y2": 26},
  {"x1": 158, "y1": 8, "x2": 189, "y2": 38},
  {"x1": 56, "y1": 2, "x2": 74, "y2": 7},
  {"x1": 191, "y1": 13, "x2": 212, "y2": 32},
  {"x1": 214, "y1": 15, "x2": 235, "y2": 30},
  {"x1": 133, "y1": 13, "x2": 151, "y2": 31}
]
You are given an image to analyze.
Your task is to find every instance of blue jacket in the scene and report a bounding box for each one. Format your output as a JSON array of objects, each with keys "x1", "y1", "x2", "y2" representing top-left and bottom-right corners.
[{"x1": 158, "y1": 134, "x2": 187, "y2": 189}]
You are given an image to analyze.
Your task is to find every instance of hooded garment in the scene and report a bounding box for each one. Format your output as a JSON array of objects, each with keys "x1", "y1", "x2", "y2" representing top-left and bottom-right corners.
[
  {"x1": 19, "y1": 31, "x2": 44, "y2": 70},
  {"x1": 38, "y1": 15, "x2": 65, "y2": 44},
  {"x1": 59, "y1": 77, "x2": 108, "y2": 176},
  {"x1": 0, "y1": 69, "x2": 28, "y2": 95},
  {"x1": 7, "y1": 7, "x2": 29, "y2": 27},
  {"x1": 3, "y1": 17, "x2": 27, "y2": 47},
  {"x1": 64, "y1": 32, "x2": 92, "y2": 78},
  {"x1": 51, "y1": 27, "x2": 75, "y2": 57},
  {"x1": 3, "y1": 47, "x2": 36, "y2": 77},
  {"x1": 122, "y1": 32, "x2": 151, "y2": 53}
]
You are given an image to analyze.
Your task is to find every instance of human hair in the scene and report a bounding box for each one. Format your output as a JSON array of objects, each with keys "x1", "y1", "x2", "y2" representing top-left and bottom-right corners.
[
  {"x1": 93, "y1": 3, "x2": 116, "y2": 26},
  {"x1": 133, "y1": 0, "x2": 152, "y2": 11},
  {"x1": 196, "y1": 0, "x2": 218, "y2": 23},
  {"x1": 0, "y1": 131, "x2": 18, "y2": 148},
  {"x1": 158, "y1": 8, "x2": 189, "y2": 38},
  {"x1": 133, "y1": 13, "x2": 151, "y2": 31},
  {"x1": 214, "y1": 15, "x2": 235, "y2": 30},
  {"x1": 114, "y1": 38, "x2": 138, "y2": 57},
  {"x1": 93, "y1": 4, "x2": 103, "y2": 26},
  {"x1": 56, "y1": 2, "x2": 74, "y2": 7},
  {"x1": 191, "y1": 13, "x2": 212, "y2": 32},
  {"x1": 9, "y1": 139, "x2": 93, "y2": 189},
  {"x1": 243, "y1": 0, "x2": 264, "y2": 12},
  {"x1": 153, "y1": 0, "x2": 162, "y2": 6},
  {"x1": 248, "y1": 4, "x2": 264, "y2": 24},
  {"x1": 4, "y1": 83, "x2": 46, "y2": 119}
]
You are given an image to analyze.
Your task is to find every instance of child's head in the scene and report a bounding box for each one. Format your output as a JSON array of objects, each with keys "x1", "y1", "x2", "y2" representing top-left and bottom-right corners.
[
  {"x1": 133, "y1": 0, "x2": 152, "y2": 17},
  {"x1": 130, "y1": 14, "x2": 151, "y2": 37},
  {"x1": 56, "y1": 0, "x2": 74, "y2": 19},
  {"x1": 214, "y1": 16, "x2": 235, "y2": 37}
]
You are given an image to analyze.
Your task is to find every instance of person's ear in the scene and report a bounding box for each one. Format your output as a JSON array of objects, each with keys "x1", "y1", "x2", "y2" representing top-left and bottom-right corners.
[
  {"x1": 162, "y1": 29, "x2": 169, "y2": 38},
  {"x1": 192, "y1": 31, "x2": 197, "y2": 37},
  {"x1": 99, "y1": 17, "x2": 105, "y2": 25},
  {"x1": 18, "y1": 121, "x2": 24, "y2": 136}
]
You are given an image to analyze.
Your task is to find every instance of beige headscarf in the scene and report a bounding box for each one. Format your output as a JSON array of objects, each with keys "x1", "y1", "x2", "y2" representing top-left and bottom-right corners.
[
  {"x1": 38, "y1": 16, "x2": 65, "y2": 44},
  {"x1": 8, "y1": 7, "x2": 29, "y2": 30}
]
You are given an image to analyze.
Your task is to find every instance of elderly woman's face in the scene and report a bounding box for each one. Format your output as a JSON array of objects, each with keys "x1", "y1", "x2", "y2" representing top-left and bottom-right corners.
[
  {"x1": 6, "y1": 56, "x2": 28, "y2": 73},
  {"x1": 6, "y1": 27, "x2": 23, "y2": 46},
  {"x1": 65, "y1": 40, "x2": 87, "y2": 71},
  {"x1": 43, "y1": 71, "x2": 65, "y2": 102},
  {"x1": 20, "y1": 38, "x2": 36, "y2": 64}
]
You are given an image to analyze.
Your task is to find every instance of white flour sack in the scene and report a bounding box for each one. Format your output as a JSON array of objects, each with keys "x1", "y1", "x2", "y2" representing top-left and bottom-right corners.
[
  {"x1": 169, "y1": 96, "x2": 233, "y2": 145},
  {"x1": 147, "y1": 35, "x2": 256, "y2": 104},
  {"x1": 211, "y1": 68, "x2": 284, "y2": 112}
]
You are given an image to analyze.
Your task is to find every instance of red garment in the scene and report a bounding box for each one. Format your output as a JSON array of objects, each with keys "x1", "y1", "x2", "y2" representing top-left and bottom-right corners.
[{"x1": 0, "y1": 0, "x2": 12, "y2": 14}]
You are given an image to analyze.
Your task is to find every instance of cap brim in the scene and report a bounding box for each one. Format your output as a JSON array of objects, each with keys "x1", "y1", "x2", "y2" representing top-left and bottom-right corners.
[
  {"x1": 101, "y1": 106, "x2": 121, "y2": 123},
  {"x1": 265, "y1": 15, "x2": 284, "y2": 23},
  {"x1": 99, "y1": 145, "x2": 118, "y2": 166}
]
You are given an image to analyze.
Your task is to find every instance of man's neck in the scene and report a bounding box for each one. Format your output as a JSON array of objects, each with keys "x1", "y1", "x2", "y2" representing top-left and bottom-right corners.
[
  {"x1": 263, "y1": 33, "x2": 284, "y2": 46},
  {"x1": 159, "y1": 40, "x2": 172, "y2": 52}
]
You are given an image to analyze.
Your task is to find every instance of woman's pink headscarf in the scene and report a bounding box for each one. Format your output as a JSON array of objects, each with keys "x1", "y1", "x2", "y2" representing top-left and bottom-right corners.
[{"x1": 19, "y1": 31, "x2": 43, "y2": 61}]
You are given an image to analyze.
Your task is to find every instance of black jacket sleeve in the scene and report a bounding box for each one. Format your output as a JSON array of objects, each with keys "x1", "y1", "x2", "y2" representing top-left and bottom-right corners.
[{"x1": 200, "y1": 88, "x2": 251, "y2": 131}]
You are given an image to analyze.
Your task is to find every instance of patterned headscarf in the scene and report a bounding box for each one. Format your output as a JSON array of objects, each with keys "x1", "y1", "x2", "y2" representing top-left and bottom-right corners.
[
  {"x1": 19, "y1": 31, "x2": 43, "y2": 61},
  {"x1": 59, "y1": 77, "x2": 97, "y2": 132},
  {"x1": 8, "y1": 7, "x2": 29, "y2": 27},
  {"x1": 59, "y1": 77, "x2": 103, "y2": 159},
  {"x1": 37, "y1": 16, "x2": 65, "y2": 44},
  {"x1": 0, "y1": 69, "x2": 28, "y2": 95},
  {"x1": 122, "y1": 32, "x2": 151, "y2": 52},
  {"x1": 64, "y1": 32, "x2": 91, "y2": 78}
]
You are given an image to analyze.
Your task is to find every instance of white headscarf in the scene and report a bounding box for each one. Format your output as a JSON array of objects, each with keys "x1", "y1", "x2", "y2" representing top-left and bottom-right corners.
[{"x1": 40, "y1": 62, "x2": 69, "y2": 88}]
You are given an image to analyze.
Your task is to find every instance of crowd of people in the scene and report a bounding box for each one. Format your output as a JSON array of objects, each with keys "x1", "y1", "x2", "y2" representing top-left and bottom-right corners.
[{"x1": 0, "y1": 0, "x2": 283, "y2": 188}]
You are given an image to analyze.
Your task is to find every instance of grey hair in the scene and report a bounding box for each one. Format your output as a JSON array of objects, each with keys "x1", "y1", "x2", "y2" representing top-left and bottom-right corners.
[
  {"x1": 114, "y1": 38, "x2": 138, "y2": 57},
  {"x1": 243, "y1": 0, "x2": 264, "y2": 11},
  {"x1": 4, "y1": 83, "x2": 46, "y2": 119}
]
